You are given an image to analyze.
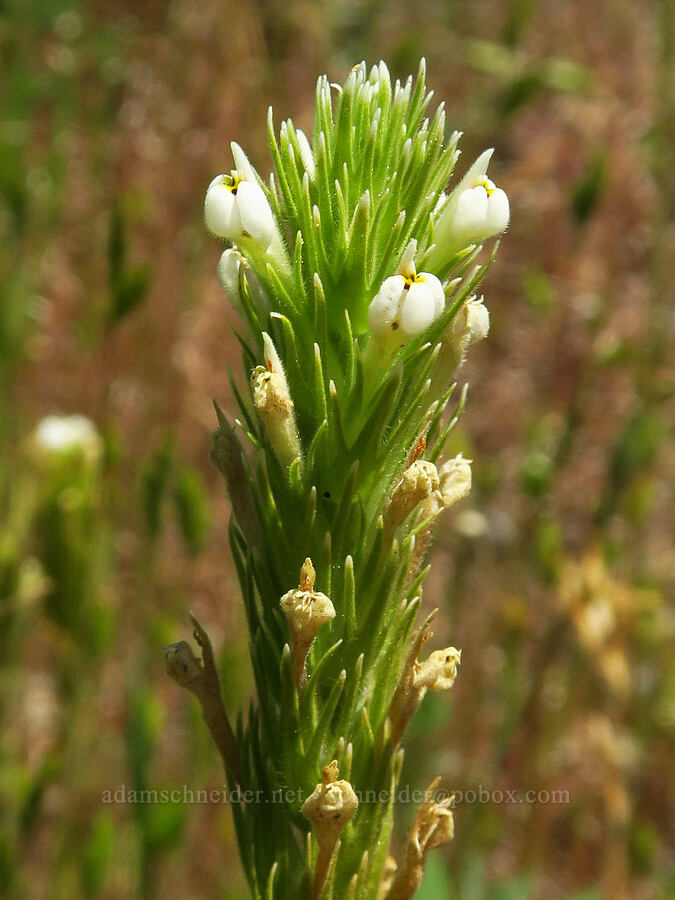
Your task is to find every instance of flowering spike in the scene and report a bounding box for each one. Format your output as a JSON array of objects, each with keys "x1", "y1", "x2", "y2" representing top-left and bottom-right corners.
[{"x1": 189, "y1": 58, "x2": 510, "y2": 896}]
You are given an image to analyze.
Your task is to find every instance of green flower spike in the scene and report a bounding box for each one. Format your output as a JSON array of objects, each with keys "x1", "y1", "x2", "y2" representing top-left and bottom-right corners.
[{"x1": 168, "y1": 58, "x2": 509, "y2": 899}]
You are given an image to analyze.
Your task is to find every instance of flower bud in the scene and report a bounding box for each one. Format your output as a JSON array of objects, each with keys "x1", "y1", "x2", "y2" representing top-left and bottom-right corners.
[
  {"x1": 428, "y1": 148, "x2": 509, "y2": 269},
  {"x1": 280, "y1": 558, "x2": 335, "y2": 685},
  {"x1": 216, "y1": 247, "x2": 242, "y2": 299},
  {"x1": 463, "y1": 296, "x2": 490, "y2": 343},
  {"x1": 450, "y1": 295, "x2": 490, "y2": 347},
  {"x1": 251, "y1": 334, "x2": 301, "y2": 471}
]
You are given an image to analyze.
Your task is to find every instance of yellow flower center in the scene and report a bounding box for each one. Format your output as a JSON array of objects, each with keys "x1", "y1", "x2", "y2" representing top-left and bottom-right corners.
[
  {"x1": 402, "y1": 272, "x2": 424, "y2": 289},
  {"x1": 474, "y1": 177, "x2": 496, "y2": 196},
  {"x1": 223, "y1": 171, "x2": 244, "y2": 195}
]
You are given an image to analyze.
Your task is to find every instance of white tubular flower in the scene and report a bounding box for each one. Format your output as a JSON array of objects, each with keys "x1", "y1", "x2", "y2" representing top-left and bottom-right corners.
[
  {"x1": 430, "y1": 148, "x2": 509, "y2": 264},
  {"x1": 204, "y1": 174, "x2": 274, "y2": 245},
  {"x1": 368, "y1": 240, "x2": 445, "y2": 345},
  {"x1": 33, "y1": 415, "x2": 102, "y2": 461},
  {"x1": 204, "y1": 144, "x2": 275, "y2": 248},
  {"x1": 295, "y1": 128, "x2": 315, "y2": 179}
]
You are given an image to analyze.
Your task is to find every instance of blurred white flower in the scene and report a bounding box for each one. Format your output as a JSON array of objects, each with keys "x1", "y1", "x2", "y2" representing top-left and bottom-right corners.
[{"x1": 34, "y1": 415, "x2": 101, "y2": 460}]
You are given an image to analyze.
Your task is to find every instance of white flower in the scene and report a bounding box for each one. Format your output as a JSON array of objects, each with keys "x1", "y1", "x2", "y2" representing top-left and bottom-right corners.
[
  {"x1": 34, "y1": 415, "x2": 101, "y2": 459},
  {"x1": 431, "y1": 148, "x2": 509, "y2": 262},
  {"x1": 368, "y1": 241, "x2": 445, "y2": 343},
  {"x1": 204, "y1": 145, "x2": 275, "y2": 247}
]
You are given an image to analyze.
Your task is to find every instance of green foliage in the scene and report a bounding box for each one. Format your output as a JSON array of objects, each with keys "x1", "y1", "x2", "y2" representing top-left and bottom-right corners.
[
  {"x1": 140, "y1": 434, "x2": 175, "y2": 539},
  {"x1": 81, "y1": 812, "x2": 115, "y2": 898},
  {"x1": 174, "y1": 465, "x2": 212, "y2": 556},
  {"x1": 0, "y1": 834, "x2": 15, "y2": 895},
  {"x1": 18, "y1": 755, "x2": 60, "y2": 835},
  {"x1": 108, "y1": 203, "x2": 151, "y2": 324},
  {"x1": 466, "y1": 39, "x2": 591, "y2": 120},
  {"x1": 595, "y1": 406, "x2": 668, "y2": 524},
  {"x1": 140, "y1": 435, "x2": 213, "y2": 555},
  {"x1": 570, "y1": 148, "x2": 607, "y2": 225},
  {"x1": 126, "y1": 683, "x2": 186, "y2": 892}
]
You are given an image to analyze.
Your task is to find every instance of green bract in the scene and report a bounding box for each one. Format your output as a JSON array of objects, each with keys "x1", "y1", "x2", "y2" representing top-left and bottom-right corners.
[{"x1": 190, "y1": 59, "x2": 507, "y2": 899}]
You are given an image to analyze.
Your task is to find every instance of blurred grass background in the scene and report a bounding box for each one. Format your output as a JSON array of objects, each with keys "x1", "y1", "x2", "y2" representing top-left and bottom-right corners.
[{"x1": 0, "y1": 0, "x2": 673, "y2": 897}]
